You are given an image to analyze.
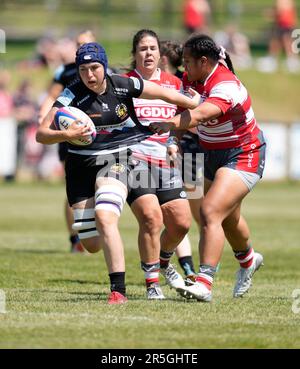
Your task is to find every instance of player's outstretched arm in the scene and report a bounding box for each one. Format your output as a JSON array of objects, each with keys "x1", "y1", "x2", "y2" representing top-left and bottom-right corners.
[
  {"x1": 140, "y1": 80, "x2": 200, "y2": 110},
  {"x1": 150, "y1": 102, "x2": 222, "y2": 134}
]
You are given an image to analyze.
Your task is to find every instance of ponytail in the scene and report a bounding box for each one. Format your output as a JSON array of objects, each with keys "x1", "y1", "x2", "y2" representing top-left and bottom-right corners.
[
  {"x1": 219, "y1": 47, "x2": 235, "y2": 75},
  {"x1": 223, "y1": 51, "x2": 235, "y2": 75}
]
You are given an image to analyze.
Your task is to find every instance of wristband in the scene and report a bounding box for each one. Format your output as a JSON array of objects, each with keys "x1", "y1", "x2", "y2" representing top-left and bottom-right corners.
[{"x1": 166, "y1": 136, "x2": 179, "y2": 147}]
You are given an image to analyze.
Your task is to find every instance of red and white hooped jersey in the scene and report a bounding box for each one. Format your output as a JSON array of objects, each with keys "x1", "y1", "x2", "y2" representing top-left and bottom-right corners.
[
  {"x1": 125, "y1": 69, "x2": 183, "y2": 167},
  {"x1": 182, "y1": 63, "x2": 262, "y2": 150}
]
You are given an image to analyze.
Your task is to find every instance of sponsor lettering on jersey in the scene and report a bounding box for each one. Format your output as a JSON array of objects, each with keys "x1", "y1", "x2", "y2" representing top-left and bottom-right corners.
[
  {"x1": 135, "y1": 106, "x2": 177, "y2": 120},
  {"x1": 89, "y1": 113, "x2": 102, "y2": 118},
  {"x1": 160, "y1": 83, "x2": 177, "y2": 89},
  {"x1": 114, "y1": 87, "x2": 129, "y2": 96},
  {"x1": 76, "y1": 95, "x2": 90, "y2": 106},
  {"x1": 114, "y1": 87, "x2": 130, "y2": 97}
]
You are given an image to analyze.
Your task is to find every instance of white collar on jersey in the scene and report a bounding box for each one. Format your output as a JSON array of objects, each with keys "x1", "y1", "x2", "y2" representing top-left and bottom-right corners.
[
  {"x1": 134, "y1": 68, "x2": 161, "y2": 81},
  {"x1": 203, "y1": 63, "x2": 219, "y2": 86}
]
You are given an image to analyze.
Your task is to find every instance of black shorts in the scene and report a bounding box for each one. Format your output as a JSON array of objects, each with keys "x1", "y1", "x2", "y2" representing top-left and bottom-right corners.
[
  {"x1": 180, "y1": 131, "x2": 205, "y2": 184},
  {"x1": 58, "y1": 142, "x2": 68, "y2": 162},
  {"x1": 65, "y1": 150, "x2": 136, "y2": 206},
  {"x1": 127, "y1": 160, "x2": 186, "y2": 206}
]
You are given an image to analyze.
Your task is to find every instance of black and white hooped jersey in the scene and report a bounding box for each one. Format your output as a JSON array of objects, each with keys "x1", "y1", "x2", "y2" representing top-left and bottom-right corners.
[{"x1": 53, "y1": 74, "x2": 152, "y2": 155}]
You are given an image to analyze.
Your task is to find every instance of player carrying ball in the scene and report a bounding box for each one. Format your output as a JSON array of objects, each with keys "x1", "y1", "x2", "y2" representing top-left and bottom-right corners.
[{"x1": 36, "y1": 42, "x2": 200, "y2": 304}]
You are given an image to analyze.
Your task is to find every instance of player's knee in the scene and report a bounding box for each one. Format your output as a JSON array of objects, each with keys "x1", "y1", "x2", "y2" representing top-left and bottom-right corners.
[
  {"x1": 95, "y1": 211, "x2": 119, "y2": 234},
  {"x1": 137, "y1": 207, "x2": 163, "y2": 235},
  {"x1": 163, "y1": 202, "x2": 191, "y2": 238},
  {"x1": 200, "y1": 201, "x2": 222, "y2": 225},
  {"x1": 167, "y1": 218, "x2": 190, "y2": 240}
]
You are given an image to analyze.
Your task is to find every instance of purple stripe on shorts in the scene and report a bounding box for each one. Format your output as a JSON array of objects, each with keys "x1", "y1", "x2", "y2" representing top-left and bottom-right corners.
[
  {"x1": 97, "y1": 192, "x2": 124, "y2": 204},
  {"x1": 96, "y1": 201, "x2": 121, "y2": 213}
]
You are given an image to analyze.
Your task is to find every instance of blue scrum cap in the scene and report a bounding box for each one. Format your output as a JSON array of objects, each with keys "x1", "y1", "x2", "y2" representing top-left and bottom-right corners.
[{"x1": 75, "y1": 42, "x2": 108, "y2": 73}]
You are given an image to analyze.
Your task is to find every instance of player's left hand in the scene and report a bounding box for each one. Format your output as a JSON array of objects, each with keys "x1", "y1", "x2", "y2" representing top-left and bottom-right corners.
[
  {"x1": 149, "y1": 121, "x2": 173, "y2": 135},
  {"x1": 188, "y1": 88, "x2": 201, "y2": 109},
  {"x1": 167, "y1": 144, "x2": 179, "y2": 165}
]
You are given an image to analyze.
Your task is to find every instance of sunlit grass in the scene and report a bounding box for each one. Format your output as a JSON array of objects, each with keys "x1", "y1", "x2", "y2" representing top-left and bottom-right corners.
[{"x1": 0, "y1": 181, "x2": 299, "y2": 348}]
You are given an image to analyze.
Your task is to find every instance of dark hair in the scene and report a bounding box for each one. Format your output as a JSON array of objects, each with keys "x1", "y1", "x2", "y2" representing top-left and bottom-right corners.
[
  {"x1": 131, "y1": 29, "x2": 160, "y2": 69},
  {"x1": 184, "y1": 34, "x2": 235, "y2": 74},
  {"x1": 160, "y1": 40, "x2": 183, "y2": 69}
]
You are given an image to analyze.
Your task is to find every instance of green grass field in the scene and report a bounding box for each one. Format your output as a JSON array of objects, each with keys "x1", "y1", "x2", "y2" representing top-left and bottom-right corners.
[{"x1": 0, "y1": 181, "x2": 300, "y2": 348}]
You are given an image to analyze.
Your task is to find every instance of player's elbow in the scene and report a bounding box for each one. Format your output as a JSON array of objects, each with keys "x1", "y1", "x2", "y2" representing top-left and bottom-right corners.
[
  {"x1": 193, "y1": 105, "x2": 221, "y2": 125},
  {"x1": 35, "y1": 130, "x2": 43, "y2": 144},
  {"x1": 36, "y1": 128, "x2": 49, "y2": 144},
  {"x1": 191, "y1": 110, "x2": 210, "y2": 126}
]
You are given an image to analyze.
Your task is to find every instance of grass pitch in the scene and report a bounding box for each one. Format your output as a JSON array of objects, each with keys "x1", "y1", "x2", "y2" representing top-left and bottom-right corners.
[{"x1": 0, "y1": 181, "x2": 300, "y2": 348}]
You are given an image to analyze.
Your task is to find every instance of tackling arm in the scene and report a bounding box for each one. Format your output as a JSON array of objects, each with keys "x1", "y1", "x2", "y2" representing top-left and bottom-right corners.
[
  {"x1": 140, "y1": 80, "x2": 200, "y2": 110},
  {"x1": 169, "y1": 102, "x2": 222, "y2": 130},
  {"x1": 150, "y1": 102, "x2": 222, "y2": 134}
]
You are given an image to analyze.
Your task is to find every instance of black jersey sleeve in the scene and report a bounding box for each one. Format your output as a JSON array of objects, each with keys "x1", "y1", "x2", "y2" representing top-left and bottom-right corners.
[
  {"x1": 110, "y1": 74, "x2": 144, "y2": 99},
  {"x1": 53, "y1": 63, "x2": 78, "y2": 88},
  {"x1": 127, "y1": 75, "x2": 144, "y2": 97},
  {"x1": 52, "y1": 80, "x2": 84, "y2": 109},
  {"x1": 53, "y1": 65, "x2": 65, "y2": 85}
]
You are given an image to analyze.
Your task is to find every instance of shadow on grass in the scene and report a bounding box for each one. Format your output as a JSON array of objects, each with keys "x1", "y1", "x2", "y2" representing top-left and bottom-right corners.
[
  {"x1": 49, "y1": 279, "x2": 100, "y2": 285},
  {"x1": 58, "y1": 293, "x2": 188, "y2": 303},
  {"x1": 11, "y1": 287, "x2": 190, "y2": 304},
  {"x1": 1, "y1": 248, "x2": 65, "y2": 254}
]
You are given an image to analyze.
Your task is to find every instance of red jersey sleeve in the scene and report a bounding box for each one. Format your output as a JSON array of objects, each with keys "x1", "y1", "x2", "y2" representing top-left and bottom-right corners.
[
  {"x1": 204, "y1": 96, "x2": 232, "y2": 114},
  {"x1": 204, "y1": 81, "x2": 241, "y2": 114}
]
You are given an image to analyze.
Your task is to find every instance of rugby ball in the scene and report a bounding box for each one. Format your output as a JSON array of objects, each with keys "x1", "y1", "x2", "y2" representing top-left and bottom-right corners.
[{"x1": 54, "y1": 106, "x2": 96, "y2": 146}]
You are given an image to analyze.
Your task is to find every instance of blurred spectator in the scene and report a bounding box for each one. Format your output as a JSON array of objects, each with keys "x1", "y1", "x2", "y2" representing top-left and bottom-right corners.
[
  {"x1": 257, "y1": 0, "x2": 299, "y2": 73},
  {"x1": 21, "y1": 121, "x2": 46, "y2": 180},
  {"x1": 36, "y1": 36, "x2": 61, "y2": 70},
  {"x1": 214, "y1": 24, "x2": 253, "y2": 70},
  {"x1": 0, "y1": 70, "x2": 17, "y2": 181},
  {"x1": 76, "y1": 29, "x2": 96, "y2": 47},
  {"x1": 13, "y1": 79, "x2": 40, "y2": 173},
  {"x1": 17, "y1": 36, "x2": 60, "y2": 71},
  {"x1": 183, "y1": 0, "x2": 211, "y2": 34},
  {"x1": 38, "y1": 37, "x2": 77, "y2": 123}
]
